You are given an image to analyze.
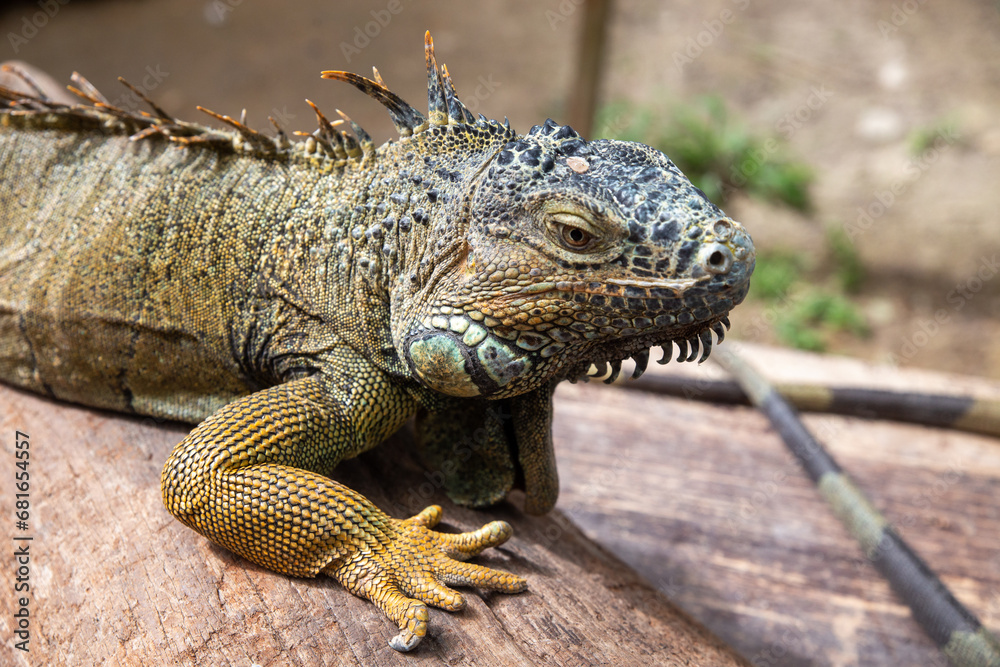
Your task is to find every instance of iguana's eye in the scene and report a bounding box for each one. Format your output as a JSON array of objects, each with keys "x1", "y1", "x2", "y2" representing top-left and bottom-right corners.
[
  {"x1": 551, "y1": 212, "x2": 597, "y2": 252},
  {"x1": 561, "y1": 225, "x2": 592, "y2": 249}
]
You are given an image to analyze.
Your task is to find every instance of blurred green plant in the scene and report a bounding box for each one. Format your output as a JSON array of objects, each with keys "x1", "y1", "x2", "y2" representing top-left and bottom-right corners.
[
  {"x1": 750, "y1": 239, "x2": 869, "y2": 352},
  {"x1": 825, "y1": 226, "x2": 865, "y2": 293},
  {"x1": 907, "y1": 117, "x2": 960, "y2": 156},
  {"x1": 776, "y1": 291, "x2": 869, "y2": 351},
  {"x1": 596, "y1": 96, "x2": 813, "y2": 212},
  {"x1": 750, "y1": 251, "x2": 800, "y2": 300}
]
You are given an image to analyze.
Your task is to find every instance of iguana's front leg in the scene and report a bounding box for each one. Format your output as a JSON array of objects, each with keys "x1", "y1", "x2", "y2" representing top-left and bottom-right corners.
[{"x1": 160, "y1": 374, "x2": 526, "y2": 651}]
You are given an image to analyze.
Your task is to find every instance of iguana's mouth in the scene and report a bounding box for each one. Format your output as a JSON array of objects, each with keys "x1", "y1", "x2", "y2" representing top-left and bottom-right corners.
[
  {"x1": 603, "y1": 277, "x2": 704, "y2": 293},
  {"x1": 473, "y1": 276, "x2": 744, "y2": 388},
  {"x1": 568, "y1": 315, "x2": 730, "y2": 384}
]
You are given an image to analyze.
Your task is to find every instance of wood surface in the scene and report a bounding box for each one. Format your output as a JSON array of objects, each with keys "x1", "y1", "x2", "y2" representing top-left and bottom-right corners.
[
  {"x1": 0, "y1": 380, "x2": 747, "y2": 666},
  {"x1": 556, "y1": 343, "x2": 1000, "y2": 666}
]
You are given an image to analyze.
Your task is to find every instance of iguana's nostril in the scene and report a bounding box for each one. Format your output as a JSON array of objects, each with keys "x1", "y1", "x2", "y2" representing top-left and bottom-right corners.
[{"x1": 702, "y1": 243, "x2": 734, "y2": 274}]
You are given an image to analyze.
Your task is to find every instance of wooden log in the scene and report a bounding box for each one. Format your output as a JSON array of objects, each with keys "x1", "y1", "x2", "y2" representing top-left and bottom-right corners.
[
  {"x1": 554, "y1": 343, "x2": 1000, "y2": 667},
  {"x1": 0, "y1": 383, "x2": 748, "y2": 666}
]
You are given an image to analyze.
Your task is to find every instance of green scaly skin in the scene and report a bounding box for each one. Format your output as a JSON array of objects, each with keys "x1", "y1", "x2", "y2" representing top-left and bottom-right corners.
[{"x1": 0, "y1": 34, "x2": 754, "y2": 651}]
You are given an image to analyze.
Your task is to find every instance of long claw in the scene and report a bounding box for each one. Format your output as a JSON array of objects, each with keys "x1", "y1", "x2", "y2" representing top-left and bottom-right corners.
[{"x1": 390, "y1": 631, "x2": 422, "y2": 653}]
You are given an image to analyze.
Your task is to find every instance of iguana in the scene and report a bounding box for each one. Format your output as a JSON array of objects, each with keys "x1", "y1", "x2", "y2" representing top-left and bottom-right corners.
[{"x1": 0, "y1": 34, "x2": 754, "y2": 651}]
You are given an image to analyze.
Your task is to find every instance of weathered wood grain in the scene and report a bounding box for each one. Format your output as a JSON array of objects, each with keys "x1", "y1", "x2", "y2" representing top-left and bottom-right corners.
[
  {"x1": 554, "y1": 344, "x2": 1000, "y2": 667},
  {"x1": 0, "y1": 383, "x2": 747, "y2": 666}
]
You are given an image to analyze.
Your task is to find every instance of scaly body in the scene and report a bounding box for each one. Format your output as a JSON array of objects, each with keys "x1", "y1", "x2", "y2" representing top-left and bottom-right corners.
[{"x1": 0, "y1": 35, "x2": 754, "y2": 650}]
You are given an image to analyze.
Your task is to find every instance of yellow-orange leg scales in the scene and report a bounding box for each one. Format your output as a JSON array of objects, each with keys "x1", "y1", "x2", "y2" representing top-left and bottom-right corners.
[{"x1": 161, "y1": 374, "x2": 526, "y2": 651}]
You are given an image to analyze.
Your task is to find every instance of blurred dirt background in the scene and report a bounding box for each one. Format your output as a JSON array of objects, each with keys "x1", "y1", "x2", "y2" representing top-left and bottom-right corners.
[{"x1": 2, "y1": 0, "x2": 998, "y2": 378}]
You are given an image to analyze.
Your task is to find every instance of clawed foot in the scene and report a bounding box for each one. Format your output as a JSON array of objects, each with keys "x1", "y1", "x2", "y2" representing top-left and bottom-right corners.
[{"x1": 322, "y1": 505, "x2": 526, "y2": 651}]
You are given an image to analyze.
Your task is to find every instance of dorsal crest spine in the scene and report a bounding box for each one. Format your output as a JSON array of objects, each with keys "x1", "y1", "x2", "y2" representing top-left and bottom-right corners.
[{"x1": 1, "y1": 31, "x2": 513, "y2": 166}]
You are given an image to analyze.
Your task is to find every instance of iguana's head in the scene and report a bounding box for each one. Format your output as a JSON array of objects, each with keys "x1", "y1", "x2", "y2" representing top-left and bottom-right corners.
[
  {"x1": 324, "y1": 33, "x2": 754, "y2": 400},
  {"x1": 401, "y1": 121, "x2": 754, "y2": 398}
]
